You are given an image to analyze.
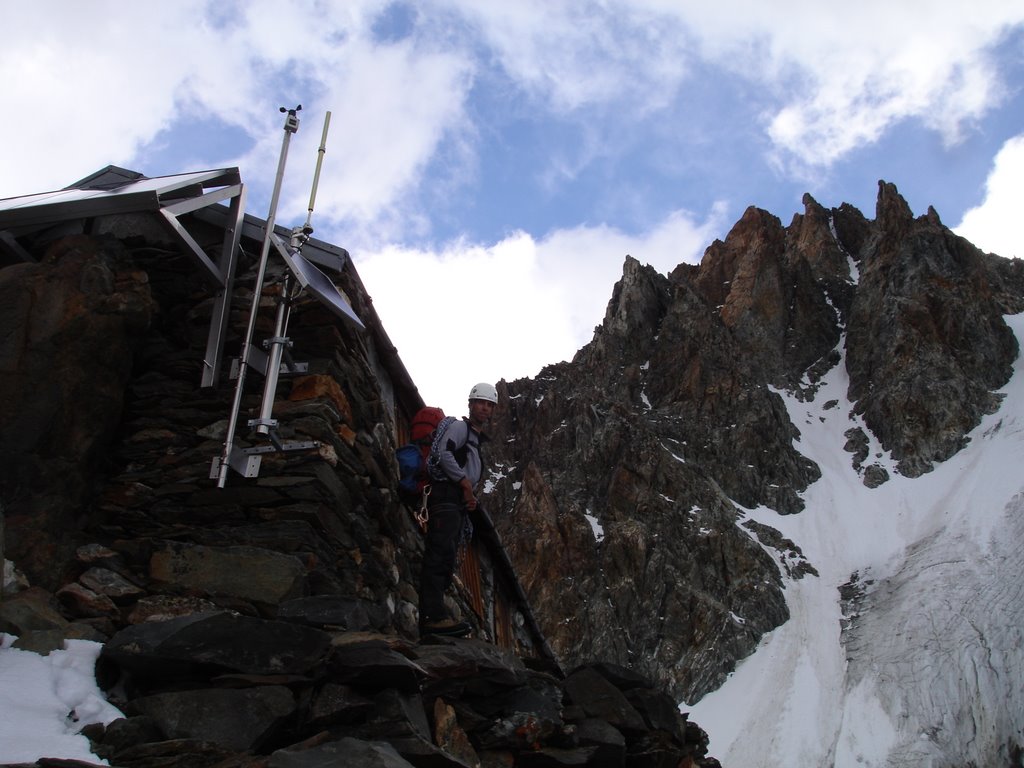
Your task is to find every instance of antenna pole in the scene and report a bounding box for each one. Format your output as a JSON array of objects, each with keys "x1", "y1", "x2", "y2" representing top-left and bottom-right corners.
[
  {"x1": 302, "y1": 111, "x2": 331, "y2": 236},
  {"x1": 217, "y1": 105, "x2": 301, "y2": 488}
]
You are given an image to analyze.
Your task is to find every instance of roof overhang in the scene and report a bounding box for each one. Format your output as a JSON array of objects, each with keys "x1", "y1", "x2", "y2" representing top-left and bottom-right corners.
[
  {"x1": 0, "y1": 167, "x2": 248, "y2": 386},
  {"x1": 0, "y1": 166, "x2": 364, "y2": 388},
  {"x1": 0, "y1": 166, "x2": 244, "y2": 286},
  {"x1": 0, "y1": 166, "x2": 241, "y2": 225}
]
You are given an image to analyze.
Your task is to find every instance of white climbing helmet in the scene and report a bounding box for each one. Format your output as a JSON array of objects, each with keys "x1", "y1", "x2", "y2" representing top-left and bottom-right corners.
[{"x1": 468, "y1": 382, "x2": 498, "y2": 404}]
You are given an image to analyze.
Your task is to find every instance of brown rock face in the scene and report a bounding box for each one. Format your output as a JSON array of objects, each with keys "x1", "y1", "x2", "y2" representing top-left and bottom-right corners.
[
  {"x1": 482, "y1": 181, "x2": 1023, "y2": 702},
  {"x1": 845, "y1": 182, "x2": 1019, "y2": 476}
]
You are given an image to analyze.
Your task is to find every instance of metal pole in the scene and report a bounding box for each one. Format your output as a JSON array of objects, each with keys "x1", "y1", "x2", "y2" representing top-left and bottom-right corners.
[
  {"x1": 217, "y1": 106, "x2": 301, "y2": 488},
  {"x1": 303, "y1": 111, "x2": 331, "y2": 235},
  {"x1": 0, "y1": 500, "x2": 5, "y2": 602},
  {"x1": 254, "y1": 273, "x2": 294, "y2": 434}
]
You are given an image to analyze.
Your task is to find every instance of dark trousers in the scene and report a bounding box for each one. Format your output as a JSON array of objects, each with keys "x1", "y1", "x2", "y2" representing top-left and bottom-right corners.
[{"x1": 419, "y1": 499, "x2": 466, "y2": 623}]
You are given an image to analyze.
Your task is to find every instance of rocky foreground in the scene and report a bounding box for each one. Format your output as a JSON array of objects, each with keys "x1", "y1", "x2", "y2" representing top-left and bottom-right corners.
[{"x1": 3, "y1": 596, "x2": 715, "y2": 767}]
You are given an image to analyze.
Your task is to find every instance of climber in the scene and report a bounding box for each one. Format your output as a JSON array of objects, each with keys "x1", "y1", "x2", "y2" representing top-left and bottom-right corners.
[{"x1": 418, "y1": 382, "x2": 496, "y2": 637}]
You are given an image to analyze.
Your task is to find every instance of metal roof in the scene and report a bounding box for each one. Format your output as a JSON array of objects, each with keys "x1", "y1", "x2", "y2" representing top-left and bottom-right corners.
[{"x1": 0, "y1": 166, "x2": 243, "y2": 230}]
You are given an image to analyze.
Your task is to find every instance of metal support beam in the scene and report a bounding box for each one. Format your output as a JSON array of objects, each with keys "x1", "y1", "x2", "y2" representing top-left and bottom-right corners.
[
  {"x1": 157, "y1": 207, "x2": 223, "y2": 286},
  {"x1": 252, "y1": 275, "x2": 295, "y2": 435},
  {"x1": 162, "y1": 183, "x2": 244, "y2": 217},
  {"x1": 0, "y1": 230, "x2": 35, "y2": 263},
  {"x1": 201, "y1": 183, "x2": 246, "y2": 388},
  {"x1": 216, "y1": 106, "x2": 301, "y2": 488}
]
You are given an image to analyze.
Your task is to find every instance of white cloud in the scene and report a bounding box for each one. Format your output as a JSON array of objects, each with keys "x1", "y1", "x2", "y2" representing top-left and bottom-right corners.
[
  {"x1": 955, "y1": 134, "x2": 1024, "y2": 260},
  {"x1": 0, "y1": 1, "x2": 215, "y2": 194},
  {"x1": 279, "y1": 39, "x2": 476, "y2": 236},
  {"x1": 2, "y1": 0, "x2": 1020, "y2": 299},
  {"x1": 435, "y1": 1, "x2": 1023, "y2": 173},
  {"x1": 441, "y1": 0, "x2": 692, "y2": 115},
  {"x1": 0, "y1": 0, "x2": 474, "y2": 222},
  {"x1": 676, "y1": 1, "x2": 1022, "y2": 170},
  {"x1": 355, "y1": 205, "x2": 721, "y2": 415},
  {"x1": 3, "y1": 1, "x2": 1021, "y2": 224},
  {"x1": 356, "y1": 234, "x2": 568, "y2": 415}
]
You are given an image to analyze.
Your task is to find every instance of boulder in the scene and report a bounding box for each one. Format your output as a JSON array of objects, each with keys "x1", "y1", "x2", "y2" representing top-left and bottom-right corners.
[
  {"x1": 99, "y1": 611, "x2": 332, "y2": 688},
  {"x1": 129, "y1": 685, "x2": 296, "y2": 752},
  {"x1": 563, "y1": 667, "x2": 647, "y2": 734},
  {"x1": 0, "y1": 586, "x2": 69, "y2": 635},
  {"x1": 327, "y1": 640, "x2": 427, "y2": 692},
  {"x1": 148, "y1": 543, "x2": 307, "y2": 607}
]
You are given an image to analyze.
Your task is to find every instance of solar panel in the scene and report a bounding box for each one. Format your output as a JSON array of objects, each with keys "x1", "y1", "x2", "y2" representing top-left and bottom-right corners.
[{"x1": 272, "y1": 233, "x2": 364, "y2": 329}]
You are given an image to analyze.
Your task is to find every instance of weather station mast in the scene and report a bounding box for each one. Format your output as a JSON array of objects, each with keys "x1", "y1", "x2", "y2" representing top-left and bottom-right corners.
[{"x1": 212, "y1": 105, "x2": 363, "y2": 488}]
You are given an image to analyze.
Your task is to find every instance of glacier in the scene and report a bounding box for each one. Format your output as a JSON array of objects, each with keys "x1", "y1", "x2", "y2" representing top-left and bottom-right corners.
[{"x1": 689, "y1": 312, "x2": 1024, "y2": 767}]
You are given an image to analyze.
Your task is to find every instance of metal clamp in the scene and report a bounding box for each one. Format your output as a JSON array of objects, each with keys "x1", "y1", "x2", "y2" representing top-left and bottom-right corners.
[{"x1": 415, "y1": 486, "x2": 431, "y2": 533}]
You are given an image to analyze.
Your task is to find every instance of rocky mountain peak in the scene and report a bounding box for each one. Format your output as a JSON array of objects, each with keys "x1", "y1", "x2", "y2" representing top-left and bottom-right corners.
[
  {"x1": 848, "y1": 182, "x2": 1019, "y2": 477},
  {"x1": 579, "y1": 254, "x2": 669, "y2": 371},
  {"x1": 875, "y1": 178, "x2": 915, "y2": 235},
  {"x1": 483, "y1": 180, "x2": 1024, "y2": 703}
]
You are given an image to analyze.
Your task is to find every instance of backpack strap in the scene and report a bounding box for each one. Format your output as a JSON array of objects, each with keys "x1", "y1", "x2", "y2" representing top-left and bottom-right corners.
[
  {"x1": 426, "y1": 416, "x2": 459, "y2": 481},
  {"x1": 427, "y1": 417, "x2": 473, "y2": 482}
]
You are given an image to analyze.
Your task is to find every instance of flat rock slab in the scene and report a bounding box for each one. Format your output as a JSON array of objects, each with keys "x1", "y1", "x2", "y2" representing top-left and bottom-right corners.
[
  {"x1": 101, "y1": 610, "x2": 332, "y2": 683},
  {"x1": 130, "y1": 685, "x2": 296, "y2": 752}
]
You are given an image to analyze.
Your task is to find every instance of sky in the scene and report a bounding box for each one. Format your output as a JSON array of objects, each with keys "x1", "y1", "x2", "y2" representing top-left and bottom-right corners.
[
  {"x1": 4, "y1": 309, "x2": 1022, "y2": 767},
  {"x1": 1, "y1": 1, "x2": 1023, "y2": 414}
]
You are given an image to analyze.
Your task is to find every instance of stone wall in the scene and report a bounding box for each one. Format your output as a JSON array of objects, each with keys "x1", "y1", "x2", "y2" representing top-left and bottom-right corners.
[{"x1": 0, "y1": 220, "x2": 485, "y2": 644}]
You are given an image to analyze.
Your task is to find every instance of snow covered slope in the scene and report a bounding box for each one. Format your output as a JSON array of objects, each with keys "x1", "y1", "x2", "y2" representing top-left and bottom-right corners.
[
  {"x1": 689, "y1": 313, "x2": 1024, "y2": 767},
  {"x1": 0, "y1": 637, "x2": 122, "y2": 764}
]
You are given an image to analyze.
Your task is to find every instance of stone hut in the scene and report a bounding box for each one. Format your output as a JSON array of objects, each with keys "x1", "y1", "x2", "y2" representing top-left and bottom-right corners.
[{"x1": 0, "y1": 164, "x2": 549, "y2": 656}]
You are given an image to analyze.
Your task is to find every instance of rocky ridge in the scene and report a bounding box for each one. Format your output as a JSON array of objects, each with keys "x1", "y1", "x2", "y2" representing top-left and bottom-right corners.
[{"x1": 481, "y1": 181, "x2": 1024, "y2": 702}]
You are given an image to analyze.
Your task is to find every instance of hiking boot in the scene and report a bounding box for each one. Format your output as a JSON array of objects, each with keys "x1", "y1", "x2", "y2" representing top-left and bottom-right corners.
[{"x1": 420, "y1": 617, "x2": 472, "y2": 637}]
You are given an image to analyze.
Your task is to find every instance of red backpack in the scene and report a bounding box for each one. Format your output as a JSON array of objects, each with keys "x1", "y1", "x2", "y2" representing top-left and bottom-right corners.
[
  {"x1": 410, "y1": 406, "x2": 446, "y2": 444},
  {"x1": 396, "y1": 406, "x2": 453, "y2": 504}
]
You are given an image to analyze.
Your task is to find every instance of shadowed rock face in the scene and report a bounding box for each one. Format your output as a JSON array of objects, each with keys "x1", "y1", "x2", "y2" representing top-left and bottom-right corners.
[
  {"x1": 482, "y1": 181, "x2": 1023, "y2": 702},
  {"x1": 845, "y1": 185, "x2": 1020, "y2": 477}
]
